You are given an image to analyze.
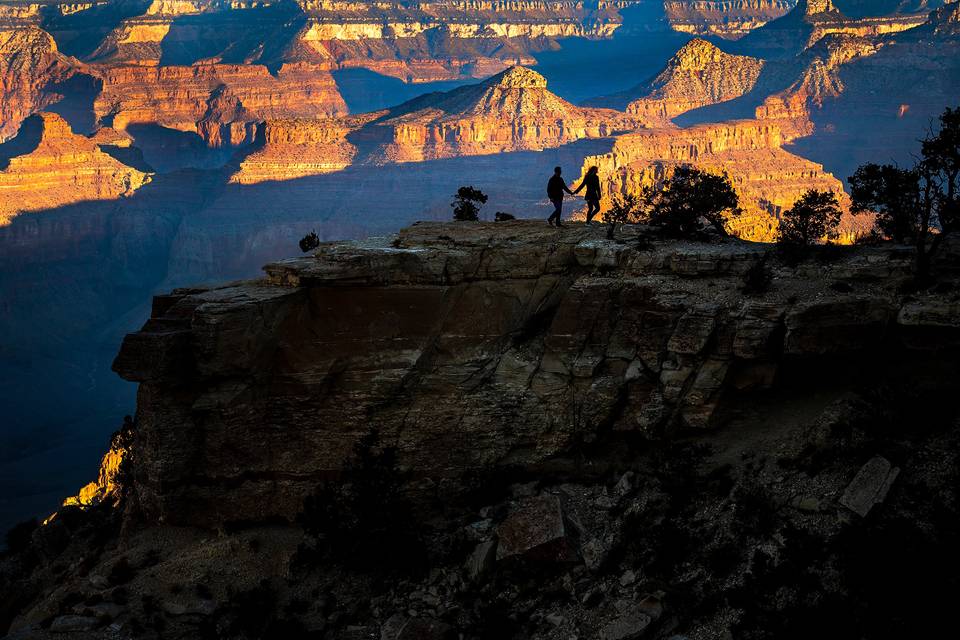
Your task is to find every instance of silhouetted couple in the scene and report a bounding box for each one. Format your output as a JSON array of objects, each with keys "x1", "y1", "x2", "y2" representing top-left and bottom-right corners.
[{"x1": 546, "y1": 166, "x2": 601, "y2": 227}]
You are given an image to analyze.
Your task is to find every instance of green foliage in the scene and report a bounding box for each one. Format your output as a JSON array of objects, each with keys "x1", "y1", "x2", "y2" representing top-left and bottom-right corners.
[
  {"x1": 849, "y1": 164, "x2": 920, "y2": 244},
  {"x1": 296, "y1": 428, "x2": 421, "y2": 571},
  {"x1": 638, "y1": 165, "x2": 741, "y2": 237},
  {"x1": 850, "y1": 106, "x2": 960, "y2": 280},
  {"x1": 451, "y1": 185, "x2": 489, "y2": 221},
  {"x1": 777, "y1": 190, "x2": 842, "y2": 247}
]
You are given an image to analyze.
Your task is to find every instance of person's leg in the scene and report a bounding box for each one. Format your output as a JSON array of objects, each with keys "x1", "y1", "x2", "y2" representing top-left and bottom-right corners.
[
  {"x1": 586, "y1": 199, "x2": 599, "y2": 223},
  {"x1": 549, "y1": 198, "x2": 563, "y2": 225}
]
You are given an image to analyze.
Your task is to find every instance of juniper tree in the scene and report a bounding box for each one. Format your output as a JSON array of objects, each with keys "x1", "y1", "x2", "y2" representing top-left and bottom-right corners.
[
  {"x1": 778, "y1": 190, "x2": 843, "y2": 246},
  {"x1": 639, "y1": 166, "x2": 741, "y2": 237}
]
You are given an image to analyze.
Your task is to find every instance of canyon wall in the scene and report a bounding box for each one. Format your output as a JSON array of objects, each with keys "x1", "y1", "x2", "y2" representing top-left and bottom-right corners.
[
  {"x1": 112, "y1": 221, "x2": 959, "y2": 526},
  {"x1": 94, "y1": 63, "x2": 347, "y2": 147},
  {"x1": 576, "y1": 119, "x2": 854, "y2": 240},
  {"x1": 0, "y1": 112, "x2": 151, "y2": 224},
  {"x1": 664, "y1": 0, "x2": 796, "y2": 37}
]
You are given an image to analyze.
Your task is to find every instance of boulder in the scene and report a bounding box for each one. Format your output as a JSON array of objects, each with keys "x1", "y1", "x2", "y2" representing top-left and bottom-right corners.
[
  {"x1": 839, "y1": 456, "x2": 900, "y2": 517},
  {"x1": 496, "y1": 494, "x2": 580, "y2": 563}
]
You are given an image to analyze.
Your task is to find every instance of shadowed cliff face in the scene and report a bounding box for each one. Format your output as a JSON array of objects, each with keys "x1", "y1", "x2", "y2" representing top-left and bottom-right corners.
[{"x1": 112, "y1": 221, "x2": 960, "y2": 527}]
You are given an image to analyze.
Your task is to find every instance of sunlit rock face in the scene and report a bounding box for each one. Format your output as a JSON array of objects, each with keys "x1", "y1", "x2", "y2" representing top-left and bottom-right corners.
[
  {"x1": 113, "y1": 221, "x2": 960, "y2": 526},
  {"x1": 664, "y1": 0, "x2": 797, "y2": 38},
  {"x1": 361, "y1": 66, "x2": 642, "y2": 162},
  {"x1": 575, "y1": 119, "x2": 856, "y2": 241},
  {"x1": 599, "y1": 38, "x2": 766, "y2": 122},
  {"x1": 230, "y1": 66, "x2": 641, "y2": 183},
  {"x1": 738, "y1": 0, "x2": 933, "y2": 57},
  {"x1": 0, "y1": 112, "x2": 151, "y2": 225},
  {"x1": 94, "y1": 63, "x2": 347, "y2": 148},
  {"x1": 40, "y1": 0, "x2": 628, "y2": 80},
  {"x1": 0, "y1": 24, "x2": 88, "y2": 141}
]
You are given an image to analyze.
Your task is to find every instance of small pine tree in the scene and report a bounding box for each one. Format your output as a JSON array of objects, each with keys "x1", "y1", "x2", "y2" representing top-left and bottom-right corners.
[
  {"x1": 639, "y1": 166, "x2": 741, "y2": 237},
  {"x1": 451, "y1": 186, "x2": 488, "y2": 221},
  {"x1": 778, "y1": 190, "x2": 842, "y2": 246}
]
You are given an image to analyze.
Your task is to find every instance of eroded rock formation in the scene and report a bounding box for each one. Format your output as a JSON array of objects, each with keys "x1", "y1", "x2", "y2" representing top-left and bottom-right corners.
[
  {"x1": 0, "y1": 24, "x2": 88, "y2": 141},
  {"x1": 112, "y1": 221, "x2": 957, "y2": 526},
  {"x1": 94, "y1": 63, "x2": 347, "y2": 147},
  {"x1": 609, "y1": 38, "x2": 766, "y2": 122},
  {"x1": 0, "y1": 112, "x2": 151, "y2": 224},
  {"x1": 664, "y1": 0, "x2": 797, "y2": 38}
]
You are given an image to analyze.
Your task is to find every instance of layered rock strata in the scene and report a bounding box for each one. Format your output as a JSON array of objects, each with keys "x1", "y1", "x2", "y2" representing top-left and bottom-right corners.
[
  {"x1": 608, "y1": 38, "x2": 766, "y2": 122},
  {"x1": 113, "y1": 221, "x2": 956, "y2": 526},
  {"x1": 664, "y1": 0, "x2": 797, "y2": 38},
  {"x1": 576, "y1": 119, "x2": 854, "y2": 241},
  {"x1": 0, "y1": 23, "x2": 88, "y2": 141},
  {"x1": 229, "y1": 66, "x2": 641, "y2": 183},
  {"x1": 94, "y1": 63, "x2": 347, "y2": 147},
  {"x1": 0, "y1": 112, "x2": 151, "y2": 224}
]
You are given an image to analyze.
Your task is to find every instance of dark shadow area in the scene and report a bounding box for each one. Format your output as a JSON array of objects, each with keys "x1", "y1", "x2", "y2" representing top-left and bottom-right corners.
[
  {"x1": 99, "y1": 144, "x2": 155, "y2": 173},
  {"x1": 43, "y1": 72, "x2": 102, "y2": 136},
  {"x1": 0, "y1": 116, "x2": 43, "y2": 170},
  {"x1": 126, "y1": 124, "x2": 242, "y2": 172},
  {"x1": 40, "y1": 0, "x2": 153, "y2": 60},
  {"x1": 157, "y1": 2, "x2": 306, "y2": 68},
  {"x1": 333, "y1": 68, "x2": 472, "y2": 114},
  {"x1": 674, "y1": 57, "x2": 804, "y2": 126},
  {"x1": 537, "y1": 5, "x2": 692, "y2": 104}
]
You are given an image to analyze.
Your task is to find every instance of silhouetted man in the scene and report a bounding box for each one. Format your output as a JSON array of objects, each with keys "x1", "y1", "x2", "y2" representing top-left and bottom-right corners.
[{"x1": 547, "y1": 166, "x2": 573, "y2": 227}]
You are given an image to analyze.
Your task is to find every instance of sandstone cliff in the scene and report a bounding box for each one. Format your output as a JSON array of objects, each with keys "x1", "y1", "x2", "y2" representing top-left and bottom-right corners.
[
  {"x1": 93, "y1": 62, "x2": 347, "y2": 148},
  {"x1": 229, "y1": 66, "x2": 642, "y2": 183},
  {"x1": 664, "y1": 0, "x2": 796, "y2": 38},
  {"x1": 0, "y1": 112, "x2": 151, "y2": 224},
  {"x1": 0, "y1": 24, "x2": 87, "y2": 141},
  {"x1": 738, "y1": 0, "x2": 930, "y2": 56},
  {"x1": 574, "y1": 118, "x2": 858, "y2": 241},
  {"x1": 358, "y1": 66, "x2": 641, "y2": 163},
  {"x1": 112, "y1": 221, "x2": 957, "y2": 526}
]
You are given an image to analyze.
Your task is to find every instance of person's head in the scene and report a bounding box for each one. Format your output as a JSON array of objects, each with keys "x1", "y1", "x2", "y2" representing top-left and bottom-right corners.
[
  {"x1": 554, "y1": 166, "x2": 562, "y2": 176},
  {"x1": 588, "y1": 166, "x2": 598, "y2": 176}
]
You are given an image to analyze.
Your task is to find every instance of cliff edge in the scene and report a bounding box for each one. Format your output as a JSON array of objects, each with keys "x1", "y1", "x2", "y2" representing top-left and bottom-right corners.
[{"x1": 112, "y1": 221, "x2": 960, "y2": 527}]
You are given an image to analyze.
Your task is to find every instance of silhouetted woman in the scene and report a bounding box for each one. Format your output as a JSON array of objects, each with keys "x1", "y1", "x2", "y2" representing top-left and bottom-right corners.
[{"x1": 574, "y1": 166, "x2": 601, "y2": 223}]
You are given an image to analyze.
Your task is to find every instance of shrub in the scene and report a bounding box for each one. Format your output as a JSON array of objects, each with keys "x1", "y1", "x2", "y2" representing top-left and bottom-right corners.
[
  {"x1": 639, "y1": 165, "x2": 741, "y2": 237},
  {"x1": 451, "y1": 186, "x2": 488, "y2": 221},
  {"x1": 777, "y1": 190, "x2": 842, "y2": 247},
  {"x1": 298, "y1": 231, "x2": 320, "y2": 253},
  {"x1": 849, "y1": 105, "x2": 960, "y2": 281},
  {"x1": 605, "y1": 192, "x2": 643, "y2": 240}
]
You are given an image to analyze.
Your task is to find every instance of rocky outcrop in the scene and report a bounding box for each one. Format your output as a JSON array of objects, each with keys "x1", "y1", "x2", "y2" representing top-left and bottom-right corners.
[
  {"x1": 739, "y1": 0, "x2": 931, "y2": 56},
  {"x1": 59, "y1": 0, "x2": 625, "y2": 81},
  {"x1": 0, "y1": 112, "x2": 151, "y2": 224},
  {"x1": 112, "y1": 221, "x2": 958, "y2": 526}
]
